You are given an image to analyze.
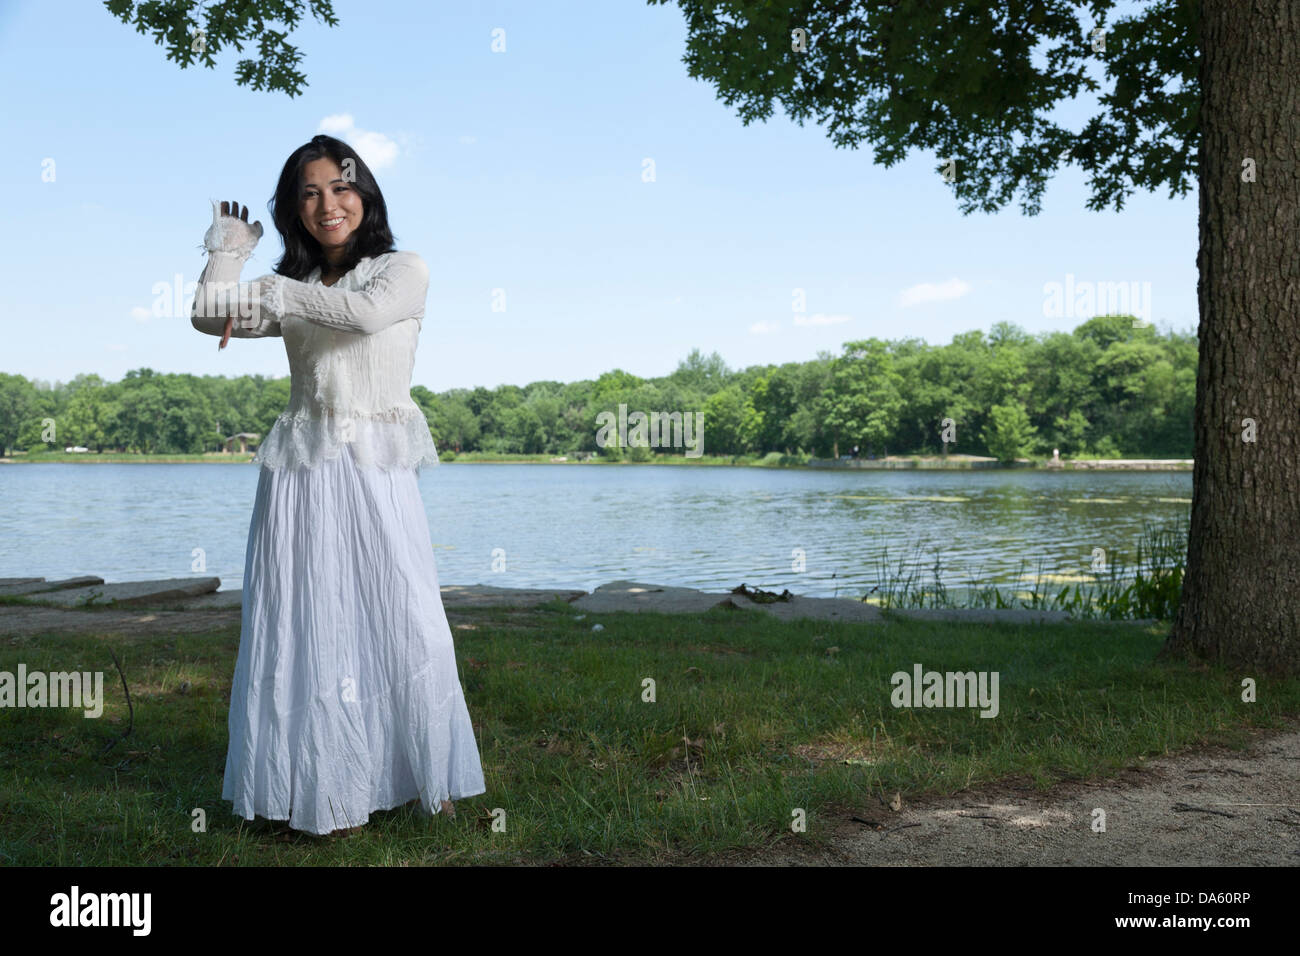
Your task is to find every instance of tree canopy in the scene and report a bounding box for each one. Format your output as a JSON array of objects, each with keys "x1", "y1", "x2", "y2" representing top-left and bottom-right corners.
[
  {"x1": 645, "y1": 0, "x2": 1197, "y2": 216},
  {"x1": 104, "y1": 0, "x2": 339, "y2": 97}
]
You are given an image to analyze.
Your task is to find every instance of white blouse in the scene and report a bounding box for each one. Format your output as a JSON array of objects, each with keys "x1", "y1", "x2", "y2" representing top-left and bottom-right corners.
[{"x1": 191, "y1": 248, "x2": 440, "y2": 472}]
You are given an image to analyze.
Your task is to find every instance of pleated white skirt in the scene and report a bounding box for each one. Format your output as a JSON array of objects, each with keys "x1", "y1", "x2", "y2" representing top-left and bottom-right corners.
[{"x1": 221, "y1": 444, "x2": 486, "y2": 835}]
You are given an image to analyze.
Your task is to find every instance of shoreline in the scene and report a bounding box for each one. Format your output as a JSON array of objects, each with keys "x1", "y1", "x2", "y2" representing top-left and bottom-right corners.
[
  {"x1": 1, "y1": 576, "x2": 1158, "y2": 625},
  {"x1": 810, "y1": 456, "x2": 1193, "y2": 471},
  {"x1": 0, "y1": 453, "x2": 1195, "y2": 471}
]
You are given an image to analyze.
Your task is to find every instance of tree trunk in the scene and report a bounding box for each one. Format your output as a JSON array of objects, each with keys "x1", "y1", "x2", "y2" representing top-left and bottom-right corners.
[{"x1": 1164, "y1": 0, "x2": 1300, "y2": 674}]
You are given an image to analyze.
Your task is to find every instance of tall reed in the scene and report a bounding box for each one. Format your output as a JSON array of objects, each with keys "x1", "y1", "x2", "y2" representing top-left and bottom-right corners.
[{"x1": 867, "y1": 517, "x2": 1189, "y2": 620}]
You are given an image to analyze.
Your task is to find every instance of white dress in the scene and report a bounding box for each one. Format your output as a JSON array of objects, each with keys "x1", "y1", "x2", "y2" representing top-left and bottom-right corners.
[{"x1": 192, "y1": 243, "x2": 486, "y2": 835}]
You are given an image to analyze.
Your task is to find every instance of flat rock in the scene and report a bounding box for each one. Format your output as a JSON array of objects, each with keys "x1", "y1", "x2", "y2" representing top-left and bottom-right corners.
[
  {"x1": 0, "y1": 577, "x2": 46, "y2": 587},
  {"x1": 159, "y1": 584, "x2": 592, "y2": 612},
  {"x1": 882, "y1": 607, "x2": 1071, "y2": 624},
  {"x1": 0, "y1": 576, "x2": 105, "y2": 597},
  {"x1": 722, "y1": 592, "x2": 884, "y2": 623},
  {"x1": 569, "y1": 580, "x2": 735, "y2": 615},
  {"x1": 440, "y1": 584, "x2": 587, "y2": 609},
  {"x1": 30, "y1": 577, "x2": 220, "y2": 608}
]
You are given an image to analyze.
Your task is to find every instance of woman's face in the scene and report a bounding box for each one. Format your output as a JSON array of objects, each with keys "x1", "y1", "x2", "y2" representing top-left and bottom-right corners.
[{"x1": 298, "y1": 156, "x2": 364, "y2": 259}]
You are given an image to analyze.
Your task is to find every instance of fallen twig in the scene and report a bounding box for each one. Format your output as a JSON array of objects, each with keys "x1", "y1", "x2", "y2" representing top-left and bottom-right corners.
[
  {"x1": 882, "y1": 822, "x2": 921, "y2": 837},
  {"x1": 1187, "y1": 768, "x2": 1255, "y2": 777},
  {"x1": 1172, "y1": 802, "x2": 1236, "y2": 818},
  {"x1": 98, "y1": 648, "x2": 134, "y2": 757}
]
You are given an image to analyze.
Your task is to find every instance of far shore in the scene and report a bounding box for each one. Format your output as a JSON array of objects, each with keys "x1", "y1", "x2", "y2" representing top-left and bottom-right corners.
[{"x1": 0, "y1": 451, "x2": 1194, "y2": 471}]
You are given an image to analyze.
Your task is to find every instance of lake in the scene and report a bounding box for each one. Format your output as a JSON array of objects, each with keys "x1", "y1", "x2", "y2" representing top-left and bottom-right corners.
[{"x1": 0, "y1": 464, "x2": 1192, "y2": 599}]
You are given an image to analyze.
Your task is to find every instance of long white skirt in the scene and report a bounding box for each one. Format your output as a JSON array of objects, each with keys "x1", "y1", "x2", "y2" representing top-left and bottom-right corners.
[{"x1": 221, "y1": 445, "x2": 485, "y2": 835}]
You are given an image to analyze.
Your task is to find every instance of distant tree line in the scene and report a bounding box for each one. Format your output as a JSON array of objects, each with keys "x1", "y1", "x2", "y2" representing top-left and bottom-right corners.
[{"x1": 0, "y1": 315, "x2": 1194, "y2": 461}]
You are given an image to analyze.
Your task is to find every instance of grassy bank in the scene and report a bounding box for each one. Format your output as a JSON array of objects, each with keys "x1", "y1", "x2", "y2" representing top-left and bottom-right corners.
[
  {"x1": 440, "y1": 450, "x2": 811, "y2": 466},
  {"x1": 0, "y1": 601, "x2": 1292, "y2": 866},
  {"x1": 4, "y1": 449, "x2": 1194, "y2": 469},
  {"x1": 815, "y1": 455, "x2": 1193, "y2": 471},
  {"x1": 2, "y1": 452, "x2": 255, "y2": 464}
]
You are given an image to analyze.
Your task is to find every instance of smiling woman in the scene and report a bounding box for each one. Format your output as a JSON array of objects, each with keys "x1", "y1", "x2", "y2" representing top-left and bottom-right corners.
[
  {"x1": 269, "y1": 134, "x2": 398, "y2": 285},
  {"x1": 187, "y1": 134, "x2": 486, "y2": 838}
]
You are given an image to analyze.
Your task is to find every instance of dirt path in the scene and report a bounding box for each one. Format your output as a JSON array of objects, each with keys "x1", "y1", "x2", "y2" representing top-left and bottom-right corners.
[
  {"x1": 701, "y1": 721, "x2": 1300, "y2": 866},
  {"x1": 0, "y1": 605, "x2": 242, "y2": 638}
]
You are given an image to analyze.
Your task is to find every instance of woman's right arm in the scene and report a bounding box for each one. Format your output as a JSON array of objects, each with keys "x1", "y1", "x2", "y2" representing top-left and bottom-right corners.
[{"x1": 190, "y1": 201, "x2": 281, "y2": 340}]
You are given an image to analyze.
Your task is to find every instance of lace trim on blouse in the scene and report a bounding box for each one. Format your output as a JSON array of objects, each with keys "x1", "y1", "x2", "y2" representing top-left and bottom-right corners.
[{"x1": 253, "y1": 406, "x2": 440, "y2": 472}]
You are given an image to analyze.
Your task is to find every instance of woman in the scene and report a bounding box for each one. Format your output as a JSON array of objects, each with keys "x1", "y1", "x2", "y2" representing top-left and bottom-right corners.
[{"x1": 190, "y1": 134, "x2": 486, "y2": 837}]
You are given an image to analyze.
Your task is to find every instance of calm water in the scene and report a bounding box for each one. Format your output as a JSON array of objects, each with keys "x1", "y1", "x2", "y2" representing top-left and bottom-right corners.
[{"x1": 0, "y1": 463, "x2": 1191, "y2": 599}]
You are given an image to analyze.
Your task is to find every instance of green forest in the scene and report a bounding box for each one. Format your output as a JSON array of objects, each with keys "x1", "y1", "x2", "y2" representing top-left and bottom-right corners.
[{"x1": 0, "y1": 314, "x2": 1195, "y2": 461}]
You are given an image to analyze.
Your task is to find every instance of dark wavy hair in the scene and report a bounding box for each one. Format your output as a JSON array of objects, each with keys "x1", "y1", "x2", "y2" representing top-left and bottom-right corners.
[{"x1": 268, "y1": 134, "x2": 396, "y2": 281}]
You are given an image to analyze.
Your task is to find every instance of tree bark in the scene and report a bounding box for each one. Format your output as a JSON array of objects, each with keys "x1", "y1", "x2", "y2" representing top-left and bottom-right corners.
[{"x1": 1164, "y1": 0, "x2": 1300, "y2": 674}]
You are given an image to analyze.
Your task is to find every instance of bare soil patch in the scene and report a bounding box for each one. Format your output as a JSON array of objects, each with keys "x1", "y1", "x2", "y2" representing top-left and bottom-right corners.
[
  {"x1": 689, "y1": 721, "x2": 1300, "y2": 866},
  {"x1": 0, "y1": 604, "x2": 240, "y2": 638}
]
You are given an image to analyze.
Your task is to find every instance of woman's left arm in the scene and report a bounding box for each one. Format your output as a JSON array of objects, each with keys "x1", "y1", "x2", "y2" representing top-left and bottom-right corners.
[{"x1": 235, "y1": 252, "x2": 429, "y2": 336}]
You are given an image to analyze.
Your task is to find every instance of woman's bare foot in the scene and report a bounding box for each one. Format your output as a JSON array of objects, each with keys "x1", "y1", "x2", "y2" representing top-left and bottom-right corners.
[{"x1": 441, "y1": 799, "x2": 456, "y2": 818}]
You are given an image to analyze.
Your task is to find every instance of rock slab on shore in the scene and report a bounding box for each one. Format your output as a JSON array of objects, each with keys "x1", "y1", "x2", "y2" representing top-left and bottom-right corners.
[
  {"x1": 570, "y1": 581, "x2": 736, "y2": 615},
  {"x1": 3, "y1": 574, "x2": 1096, "y2": 626},
  {"x1": 723, "y1": 590, "x2": 884, "y2": 623},
  {"x1": 28, "y1": 577, "x2": 221, "y2": 608},
  {"x1": 0, "y1": 576, "x2": 105, "y2": 597},
  {"x1": 441, "y1": 584, "x2": 588, "y2": 609}
]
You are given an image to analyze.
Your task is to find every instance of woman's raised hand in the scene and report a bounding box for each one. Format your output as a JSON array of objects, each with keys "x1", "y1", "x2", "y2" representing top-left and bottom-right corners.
[
  {"x1": 203, "y1": 200, "x2": 264, "y2": 349},
  {"x1": 204, "y1": 198, "x2": 264, "y2": 258}
]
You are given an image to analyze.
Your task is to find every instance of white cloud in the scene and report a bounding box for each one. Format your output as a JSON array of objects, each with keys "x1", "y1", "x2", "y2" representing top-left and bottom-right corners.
[
  {"x1": 793, "y1": 313, "x2": 852, "y2": 327},
  {"x1": 749, "y1": 320, "x2": 781, "y2": 335},
  {"x1": 317, "y1": 114, "x2": 399, "y2": 169},
  {"x1": 897, "y1": 278, "x2": 971, "y2": 308}
]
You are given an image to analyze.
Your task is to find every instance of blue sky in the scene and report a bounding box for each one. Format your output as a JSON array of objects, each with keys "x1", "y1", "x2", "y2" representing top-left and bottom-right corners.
[{"x1": 0, "y1": 0, "x2": 1197, "y2": 393}]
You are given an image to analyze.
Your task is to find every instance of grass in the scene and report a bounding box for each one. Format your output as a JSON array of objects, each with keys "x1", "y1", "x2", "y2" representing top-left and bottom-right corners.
[{"x1": 1, "y1": 599, "x2": 1295, "y2": 866}]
